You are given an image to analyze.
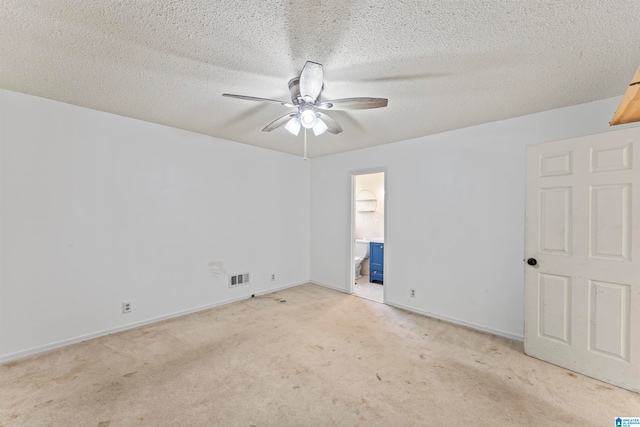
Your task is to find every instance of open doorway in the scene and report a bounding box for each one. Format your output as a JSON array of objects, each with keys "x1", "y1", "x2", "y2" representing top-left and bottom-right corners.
[{"x1": 351, "y1": 170, "x2": 385, "y2": 303}]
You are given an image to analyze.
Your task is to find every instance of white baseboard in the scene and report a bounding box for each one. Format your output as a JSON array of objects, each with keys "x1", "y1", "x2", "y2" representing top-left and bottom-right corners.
[
  {"x1": 385, "y1": 300, "x2": 524, "y2": 342},
  {"x1": 0, "y1": 280, "x2": 309, "y2": 364},
  {"x1": 1, "y1": 281, "x2": 523, "y2": 363},
  {"x1": 309, "y1": 280, "x2": 349, "y2": 294},
  {"x1": 309, "y1": 281, "x2": 523, "y2": 342}
]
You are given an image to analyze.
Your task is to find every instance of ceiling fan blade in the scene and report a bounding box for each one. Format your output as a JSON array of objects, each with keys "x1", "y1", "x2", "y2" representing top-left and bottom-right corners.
[
  {"x1": 223, "y1": 93, "x2": 294, "y2": 108},
  {"x1": 318, "y1": 97, "x2": 388, "y2": 110},
  {"x1": 262, "y1": 113, "x2": 297, "y2": 132},
  {"x1": 317, "y1": 112, "x2": 343, "y2": 134},
  {"x1": 299, "y1": 61, "x2": 323, "y2": 101}
]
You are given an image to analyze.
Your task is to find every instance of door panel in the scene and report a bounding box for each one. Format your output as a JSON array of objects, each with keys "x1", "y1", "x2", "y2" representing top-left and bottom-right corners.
[
  {"x1": 589, "y1": 280, "x2": 631, "y2": 360},
  {"x1": 525, "y1": 126, "x2": 639, "y2": 392},
  {"x1": 589, "y1": 184, "x2": 631, "y2": 260},
  {"x1": 539, "y1": 187, "x2": 572, "y2": 254},
  {"x1": 538, "y1": 273, "x2": 571, "y2": 344}
]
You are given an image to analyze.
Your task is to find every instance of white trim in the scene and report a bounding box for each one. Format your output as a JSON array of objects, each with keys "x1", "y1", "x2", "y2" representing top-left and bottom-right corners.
[
  {"x1": 0, "y1": 280, "x2": 307, "y2": 364},
  {"x1": 349, "y1": 167, "x2": 387, "y2": 302},
  {"x1": 349, "y1": 173, "x2": 356, "y2": 295},
  {"x1": 310, "y1": 280, "x2": 349, "y2": 293},
  {"x1": 386, "y1": 300, "x2": 524, "y2": 342}
]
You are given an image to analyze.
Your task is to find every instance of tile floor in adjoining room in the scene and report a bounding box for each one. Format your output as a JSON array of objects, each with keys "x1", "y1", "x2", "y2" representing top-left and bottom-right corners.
[{"x1": 354, "y1": 275, "x2": 383, "y2": 303}]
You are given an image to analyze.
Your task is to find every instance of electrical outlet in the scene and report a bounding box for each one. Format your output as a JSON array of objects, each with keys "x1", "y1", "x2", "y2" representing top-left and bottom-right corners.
[
  {"x1": 271, "y1": 273, "x2": 275, "y2": 281},
  {"x1": 410, "y1": 289, "x2": 416, "y2": 298},
  {"x1": 122, "y1": 301, "x2": 132, "y2": 313}
]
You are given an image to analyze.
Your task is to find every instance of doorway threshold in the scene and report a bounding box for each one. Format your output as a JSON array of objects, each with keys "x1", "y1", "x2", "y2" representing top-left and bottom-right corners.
[{"x1": 354, "y1": 275, "x2": 383, "y2": 303}]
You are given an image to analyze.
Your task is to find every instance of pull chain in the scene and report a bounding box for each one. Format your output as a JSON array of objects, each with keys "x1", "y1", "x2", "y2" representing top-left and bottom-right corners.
[{"x1": 303, "y1": 128, "x2": 308, "y2": 160}]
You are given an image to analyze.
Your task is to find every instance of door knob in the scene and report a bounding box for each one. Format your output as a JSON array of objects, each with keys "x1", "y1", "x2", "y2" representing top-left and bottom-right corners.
[{"x1": 527, "y1": 258, "x2": 537, "y2": 266}]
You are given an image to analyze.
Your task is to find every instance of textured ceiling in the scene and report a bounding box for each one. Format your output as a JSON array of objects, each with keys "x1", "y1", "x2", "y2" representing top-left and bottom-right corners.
[{"x1": 2, "y1": 1, "x2": 640, "y2": 158}]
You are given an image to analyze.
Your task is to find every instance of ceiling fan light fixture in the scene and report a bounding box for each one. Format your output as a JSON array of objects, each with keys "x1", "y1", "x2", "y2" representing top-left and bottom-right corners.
[
  {"x1": 300, "y1": 109, "x2": 317, "y2": 129},
  {"x1": 223, "y1": 61, "x2": 387, "y2": 141},
  {"x1": 312, "y1": 118, "x2": 328, "y2": 136},
  {"x1": 284, "y1": 117, "x2": 301, "y2": 135}
]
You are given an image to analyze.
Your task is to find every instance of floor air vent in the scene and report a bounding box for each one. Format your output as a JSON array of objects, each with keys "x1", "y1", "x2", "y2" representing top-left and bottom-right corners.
[{"x1": 230, "y1": 273, "x2": 250, "y2": 288}]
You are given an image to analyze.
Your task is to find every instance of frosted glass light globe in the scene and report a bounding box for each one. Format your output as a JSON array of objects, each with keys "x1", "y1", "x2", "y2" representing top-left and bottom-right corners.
[
  {"x1": 284, "y1": 117, "x2": 301, "y2": 135},
  {"x1": 300, "y1": 109, "x2": 317, "y2": 129},
  {"x1": 312, "y1": 118, "x2": 328, "y2": 136}
]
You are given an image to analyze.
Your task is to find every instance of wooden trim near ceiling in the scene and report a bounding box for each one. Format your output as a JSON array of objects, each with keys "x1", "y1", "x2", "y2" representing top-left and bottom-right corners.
[{"x1": 610, "y1": 66, "x2": 640, "y2": 126}]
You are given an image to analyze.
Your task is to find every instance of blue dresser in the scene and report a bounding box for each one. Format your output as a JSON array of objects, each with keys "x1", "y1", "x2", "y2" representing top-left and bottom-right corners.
[{"x1": 369, "y1": 242, "x2": 384, "y2": 283}]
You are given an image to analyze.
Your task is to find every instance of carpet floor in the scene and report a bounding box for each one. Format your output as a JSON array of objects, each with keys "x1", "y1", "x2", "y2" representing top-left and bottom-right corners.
[{"x1": 1, "y1": 284, "x2": 638, "y2": 426}]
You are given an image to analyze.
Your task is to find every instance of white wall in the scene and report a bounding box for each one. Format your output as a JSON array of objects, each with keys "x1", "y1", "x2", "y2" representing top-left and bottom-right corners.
[
  {"x1": 2, "y1": 89, "x2": 637, "y2": 360},
  {"x1": 0, "y1": 89, "x2": 310, "y2": 361},
  {"x1": 310, "y1": 96, "x2": 639, "y2": 340}
]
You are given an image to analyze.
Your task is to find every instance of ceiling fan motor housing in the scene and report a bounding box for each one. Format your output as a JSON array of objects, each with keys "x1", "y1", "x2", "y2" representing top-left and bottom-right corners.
[{"x1": 288, "y1": 77, "x2": 324, "y2": 106}]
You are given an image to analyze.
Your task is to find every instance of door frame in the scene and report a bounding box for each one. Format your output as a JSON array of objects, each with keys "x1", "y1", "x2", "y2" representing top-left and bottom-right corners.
[{"x1": 349, "y1": 167, "x2": 388, "y2": 302}]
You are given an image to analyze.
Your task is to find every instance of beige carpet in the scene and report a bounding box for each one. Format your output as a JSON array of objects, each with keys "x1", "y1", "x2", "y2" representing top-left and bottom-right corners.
[{"x1": 2, "y1": 284, "x2": 638, "y2": 426}]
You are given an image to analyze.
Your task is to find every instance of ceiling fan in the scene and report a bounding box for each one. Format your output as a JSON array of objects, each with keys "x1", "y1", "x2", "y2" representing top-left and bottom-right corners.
[{"x1": 222, "y1": 61, "x2": 388, "y2": 137}]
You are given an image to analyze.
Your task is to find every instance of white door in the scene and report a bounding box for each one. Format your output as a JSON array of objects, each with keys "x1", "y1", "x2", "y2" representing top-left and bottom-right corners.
[{"x1": 525, "y1": 126, "x2": 640, "y2": 392}]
